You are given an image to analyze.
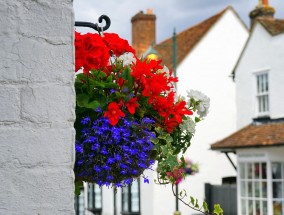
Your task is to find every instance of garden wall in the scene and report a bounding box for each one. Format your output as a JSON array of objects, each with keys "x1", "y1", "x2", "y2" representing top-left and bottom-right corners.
[{"x1": 0, "y1": 0, "x2": 75, "y2": 214}]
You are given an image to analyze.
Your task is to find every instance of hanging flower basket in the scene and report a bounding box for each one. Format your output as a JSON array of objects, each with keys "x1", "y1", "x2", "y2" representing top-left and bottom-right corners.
[{"x1": 74, "y1": 31, "x2": 209, "y2": 187}]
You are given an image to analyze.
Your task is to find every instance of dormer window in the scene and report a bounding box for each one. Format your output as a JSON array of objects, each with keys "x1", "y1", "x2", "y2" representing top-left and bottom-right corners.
[{"x1": 256, "y1": 73, "x2": 269, "y2": 115}]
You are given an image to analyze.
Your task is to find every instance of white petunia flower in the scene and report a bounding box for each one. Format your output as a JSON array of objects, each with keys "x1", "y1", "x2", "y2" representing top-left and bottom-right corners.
[
  {"x1": 187, "y1": 90, "x2": 210, "y2": 118},
  {"x1": 179, "y1": 116, "x2": 196, "y2": 134},
  {"x1": 118, "y1": 52, "x2": 136, "y2": 66}
]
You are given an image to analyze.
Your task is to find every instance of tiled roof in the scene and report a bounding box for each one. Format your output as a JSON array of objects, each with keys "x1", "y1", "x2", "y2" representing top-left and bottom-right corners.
[
  {"x1": 211, "y1": 121, "x2": 284, "y2": 151},
  {"x1": 153, "y1": 7, "x2": 229, "y2": 70},
  {"x1": 257, "y1": 18, "x2": 284, "y2": 35}
]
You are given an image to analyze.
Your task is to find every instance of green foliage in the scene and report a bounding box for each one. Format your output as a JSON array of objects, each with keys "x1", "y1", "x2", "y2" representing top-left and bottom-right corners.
[
  {"x1": 202, "y1": 201, "x2": 209, "y2": 213},
  {"x1": 214, "y1": 204, "x2": 224, "y2": 215},
  {"x1": 74, "y1": 181, "x2": 83, "y2": 196}
]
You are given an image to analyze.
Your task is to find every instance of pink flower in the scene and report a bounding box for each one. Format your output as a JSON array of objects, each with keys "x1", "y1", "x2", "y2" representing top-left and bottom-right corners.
[{"x1": 166, "y1": 167, "x2": 184, "y2": 185}]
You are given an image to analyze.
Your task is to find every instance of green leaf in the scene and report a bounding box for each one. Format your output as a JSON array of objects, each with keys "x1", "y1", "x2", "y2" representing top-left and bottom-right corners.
[
  {"x1": 151, "y1": 138, "x2": 159, "y2": 145},
  {"x1": 165, "y1": 135, "x2": 173, "y2": 143},
  {"x1": 190, "y1": 196, "x2": 195, "y2": 206},
  {"x1": 214, "y1": 204, "x2": 224, "y2": 215},
  {"x1": 74, "y1": 181, "x2": 83, "y2": 196},
  {"x1": 195, "y1": 199, "x2": 199, "y2": 208},
  {"x1": 195, "y1": 117, "x2": 201, "y2": 123},
  {"x1": 203, "y1": 201, "x2": 209, "y2": 212},
  {"x1": 89, "y1": 79, "x2": 105, "y2": 88},
  {"x1": 180, "y1": 156, "x2": 186, "y2": 168},
  {"x1": 106, "y1": 75, "x2": 113, "y2": 82},
  {"x1": 91, "y1": 69, "x2": 107, "y2": 78},
  {"x1": 76, "y1": 94, "x2": 89, "y2": 107},
  {"x1": 85, "y1": 100, "x2": 101, "y2": 110}
]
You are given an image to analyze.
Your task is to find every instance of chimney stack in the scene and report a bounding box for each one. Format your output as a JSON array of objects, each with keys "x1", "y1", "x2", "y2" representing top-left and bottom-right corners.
[
  {"x1": 131, "y1": 9, "x2": 156, "y2": 57},
  {"x1": 249, "y1": 0, "x2": 275, "y2": 27}
]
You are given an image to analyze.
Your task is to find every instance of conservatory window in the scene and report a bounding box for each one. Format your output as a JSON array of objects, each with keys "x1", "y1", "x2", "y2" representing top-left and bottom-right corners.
[
  {"x1": 239, "y1": 162, "x2": 268, "y2": 215},
  {"x1": 256, "y1": 73, "x2": 269, "y2": 115},
  {"x1": 87, "y1": 183, "x2": 102, "y2": 213},
  {"x1": 272, "y1": 162, "x2": 284, "y2": 215},
  {"x1": 122, "y1": 180, "x2": 141, "y2": 215}
]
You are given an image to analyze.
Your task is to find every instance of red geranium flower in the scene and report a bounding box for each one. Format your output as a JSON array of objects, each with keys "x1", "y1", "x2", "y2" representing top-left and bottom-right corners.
[
  {"x1": 104, "y1": 102, "x2": 125, "y2": 126},
  {"x1": 126, "y1": 97, "x2": 139, "y2": 114}
]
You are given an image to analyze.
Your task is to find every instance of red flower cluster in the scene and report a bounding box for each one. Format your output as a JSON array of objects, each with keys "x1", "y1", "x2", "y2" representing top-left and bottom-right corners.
[
  {"x1": 74, "y1": 31, "x2": 193, "y2": 133},
  {"x1": 75, "y1": 31, "x2": 135, "y2": 73}
]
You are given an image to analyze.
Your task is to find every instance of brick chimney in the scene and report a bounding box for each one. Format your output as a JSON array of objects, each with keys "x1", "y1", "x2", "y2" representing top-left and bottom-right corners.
[
  {"x1": 249, "y1": 0, "x2": 275, "y2": 27},
  {"x1": 131, "y1": 9, "x2": 156, "y2": 57}
]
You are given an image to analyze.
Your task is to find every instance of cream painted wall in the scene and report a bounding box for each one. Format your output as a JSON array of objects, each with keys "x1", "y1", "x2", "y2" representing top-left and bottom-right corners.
[{"x1": 235, "y1": 23, "x2": 284, "y2": 129}]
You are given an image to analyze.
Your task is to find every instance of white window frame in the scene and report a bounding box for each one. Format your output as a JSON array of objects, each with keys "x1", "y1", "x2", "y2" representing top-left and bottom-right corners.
[
  {"x1": 238, "y1": 154, "x2": 284, "y2": 215},
  {"x1": 254, "y1": 70, "x2": 270, "y2": 117}
]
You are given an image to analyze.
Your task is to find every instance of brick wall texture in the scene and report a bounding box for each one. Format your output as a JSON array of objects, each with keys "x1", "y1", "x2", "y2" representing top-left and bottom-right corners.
[{"x1": 0, "y1": 0, "x2": 75, "y2": 214}]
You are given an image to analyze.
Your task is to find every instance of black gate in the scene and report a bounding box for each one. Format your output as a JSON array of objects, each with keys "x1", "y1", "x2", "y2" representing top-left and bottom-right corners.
[{"x1": 205, "y1": 183, "x2": 237, "y2": 215}]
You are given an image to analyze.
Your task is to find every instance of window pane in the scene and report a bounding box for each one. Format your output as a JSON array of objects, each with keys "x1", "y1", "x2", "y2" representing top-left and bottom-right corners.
[
  {"x1": 131, "y1": 181, "x2": 140, "y2": 212},
  {"x1": 122, "y1": 188, "x2": 129, "y2": 212},
  {"x1": 241, "y1": 199, "x2": 246, "y2": 215},
  {"x1": 249, "y1": 200, "x2": 253, "y2": 215},
  {"x1": 79, "y1": 192, "x2": 84, "y2": 215},
  {"x1": 261, "y1": 163, "x2": 267, "y2": 179},
  {"x1": 241, "y1": 181, "x2": 246, "y2": 197},
  {"x1": 272, "y1": 162, "x2": 282, "y2": 179},
  {"x1": 256, "y1": 73, "x2": 269, "y2": 113},
  {"x1": 257, "y1": 76, "x2": 260, "y2": 93},
  {"x1": 248, "y1": 181, "x2": 253, "y2": 197},
  {"x1": 263, "y1": 201, "x2": 268, "y2": 215},
  {"x1": 273, "y1": 182, "x2": 283, "y2": 198},
  {"x1": 255, "y1": 163, "x2": 260, "y2": 179},
  {"x1": 262, "y1": 181, "x2": 267, "y2": 198},
  {"x1": 95, "y1": 185, "x2": 102, "y2": 209},
  {"x1": 248, "y1": 163, "x2": 253, "y2": 179},
  {"x1": 264, "y1": 74, "x2": 268, "y2": 91},
  {"x1": 264, "y1": 95, "x2": 269, "y2": 112},
  {"x1": 255, "y1": 181, "x2": 260, "y2": 198},
  {"x1": 88, "y1": 184, "x2": 94, "y2": 209},
  {"x1": 255, "y1": 200, "x2": 260, "y2": 215},
  {"x1": 240, "y1": 163, "x2": 246, "y2": 179},
  {"x1": 273, "y1": 201, "x2": 283, "y2": 215},
  {"x1": 258, "y1": 96, "x2": 263, "y2": 112}
]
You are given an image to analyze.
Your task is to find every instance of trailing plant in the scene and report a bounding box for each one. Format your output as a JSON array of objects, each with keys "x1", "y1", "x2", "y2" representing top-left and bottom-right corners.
[{"x1": 74, "y1": 31, "x2": 222, "y2": 214}]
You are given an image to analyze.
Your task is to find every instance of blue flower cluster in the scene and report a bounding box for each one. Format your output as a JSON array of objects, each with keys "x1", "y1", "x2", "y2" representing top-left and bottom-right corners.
[{"x1": 75, "y1": 115, "x2": 155, "y2": 187}]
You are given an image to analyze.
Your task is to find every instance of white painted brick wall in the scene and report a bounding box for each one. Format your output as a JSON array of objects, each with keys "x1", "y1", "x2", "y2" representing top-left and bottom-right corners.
[{"x1": 0, "y1": 0, "x2": 75, "y2": 214}]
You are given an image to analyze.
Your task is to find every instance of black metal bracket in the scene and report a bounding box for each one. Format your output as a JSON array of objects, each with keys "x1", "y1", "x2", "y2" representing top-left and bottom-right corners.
[{"x1": 75, "y1": 15, "x2": 111, "y2": 33}]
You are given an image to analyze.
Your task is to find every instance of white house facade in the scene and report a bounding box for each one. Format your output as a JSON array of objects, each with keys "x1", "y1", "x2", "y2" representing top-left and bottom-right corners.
[{"x1": 212, "y1": 2, "x2": 284, "y2": 215}]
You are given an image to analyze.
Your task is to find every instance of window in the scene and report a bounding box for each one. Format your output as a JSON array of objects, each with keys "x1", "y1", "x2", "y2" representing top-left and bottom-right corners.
[
  {"x1": 122, "y1": 180, "x2": 141, "y2": 215},
  {"x1": 239, "y1": 161, "x2": 284, "y2": 215},
  {"x1": 256, "y1": 73, "x2": 269, "y2": 115},
  {"x1": 239, "y1": 162, "x2": 268, "y2": 215},
  {"x1": 87, "y1": 183, "x2": 102, "y2": 214},
  {"x1": 272, "y1": 162, "x2": 284, "y2": 215},
  {"x1": 74, "y1": 187, "x2": 85, "y2": 215}
]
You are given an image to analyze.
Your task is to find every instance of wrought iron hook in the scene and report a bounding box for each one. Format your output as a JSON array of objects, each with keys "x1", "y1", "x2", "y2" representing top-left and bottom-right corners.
[{"x1": 75, "y1": 15, "x2": 111, "y2": 33}]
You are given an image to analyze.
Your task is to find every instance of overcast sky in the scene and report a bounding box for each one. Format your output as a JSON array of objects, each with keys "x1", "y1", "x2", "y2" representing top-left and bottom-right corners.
[{"x1": 74, "y1": 0, "x2": 284, "y2": 43}]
